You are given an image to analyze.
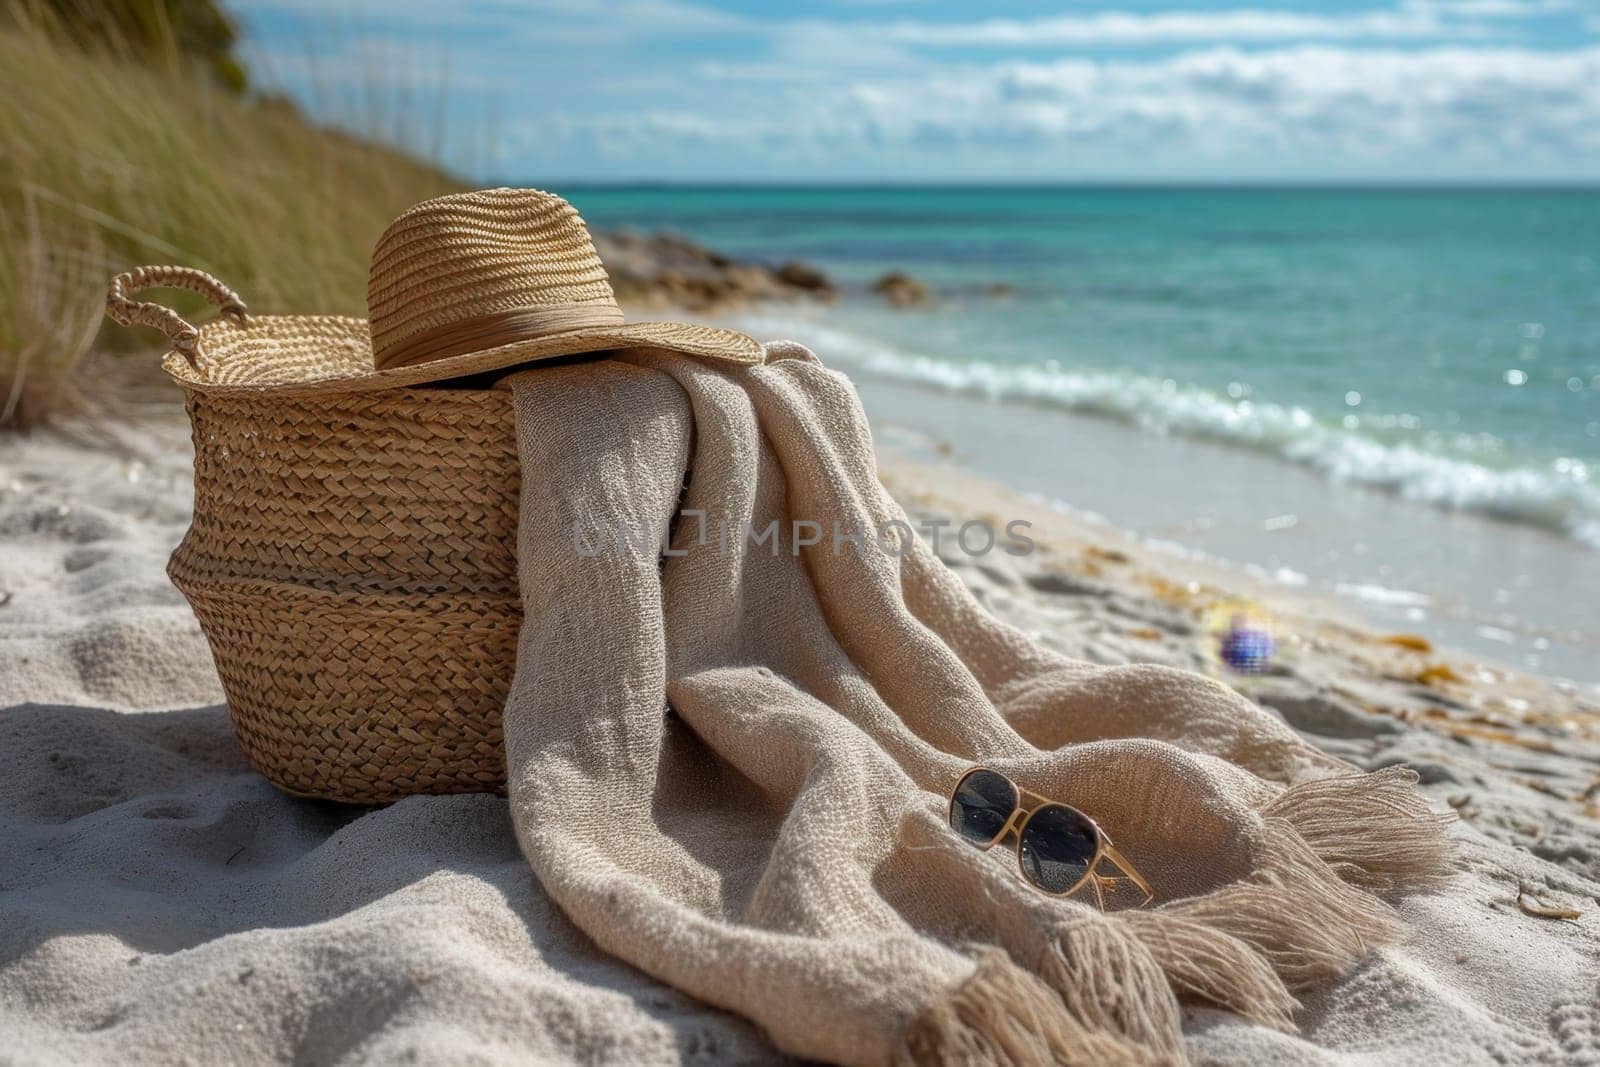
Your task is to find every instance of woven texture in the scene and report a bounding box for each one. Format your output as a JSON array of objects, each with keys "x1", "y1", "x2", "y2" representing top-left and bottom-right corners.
[
  {"x1": 499, "y1": 344, "x2": 1454, "y2": 1063},
  {"x1": 369, "y1": 188, "x2": 618, "y2": 365},
  {"x1": 106, "y1": 265, "x2": 247, "y2": 354},
  {"x1": 111, "y1": 189, "x2": 762, "y2": 400},
  {"x1": 170, "y1": 373, "x2": 520, "y2": 802},
  {"x1": 98, "y1": 187, "x2": 766, "y2": 797},
  {"x1": 98, "y1": 187, "x2": 765, "y2": 795},
  {"x1": 162, "y1": 314, "x2": 373, "y2": 389}
]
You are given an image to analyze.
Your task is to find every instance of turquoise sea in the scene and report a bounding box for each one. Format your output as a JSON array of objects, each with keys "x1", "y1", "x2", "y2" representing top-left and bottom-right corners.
[
  {"x1": 570, "y1": 186, "x2": 1600, "y2": 550},
  {"x1": 565, "y1": 185, "x2": 1600, "y2": 682}
]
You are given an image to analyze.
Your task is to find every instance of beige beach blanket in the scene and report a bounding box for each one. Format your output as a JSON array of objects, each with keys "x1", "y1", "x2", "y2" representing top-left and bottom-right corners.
[{"x1": 502, "y1": 342, "x2": 1451, "y2": 1065}]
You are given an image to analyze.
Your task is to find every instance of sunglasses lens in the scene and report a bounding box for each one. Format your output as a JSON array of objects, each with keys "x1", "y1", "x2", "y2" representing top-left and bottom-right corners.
[
  {"x1": 949, "y1": 769, "x2": 1018, "y2": 846},
  {"x1": 1018, "y1": 804, "x2": 1099, "y2": 894}
]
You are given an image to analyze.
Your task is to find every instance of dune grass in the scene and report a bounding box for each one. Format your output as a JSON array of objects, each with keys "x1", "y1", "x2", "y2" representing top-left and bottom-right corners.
[{"x1": 0, "y1": 19, "x2": 463, "y2": 429}]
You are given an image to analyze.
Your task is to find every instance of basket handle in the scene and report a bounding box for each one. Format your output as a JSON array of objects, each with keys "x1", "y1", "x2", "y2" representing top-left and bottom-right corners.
[{"x1": 105, "y1": 266, "x2": 250, "y2": 360}]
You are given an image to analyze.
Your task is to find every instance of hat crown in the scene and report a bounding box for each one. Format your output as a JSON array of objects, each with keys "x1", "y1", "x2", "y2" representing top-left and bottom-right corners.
[{"x1": 367, "y1": 188, "x2": 620, "y2": 371}]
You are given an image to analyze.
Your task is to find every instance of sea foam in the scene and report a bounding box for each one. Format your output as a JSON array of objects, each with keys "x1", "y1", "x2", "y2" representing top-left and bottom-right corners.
[{"x1": 738, "y1": 314, "x2": 1600, "y2": 551}]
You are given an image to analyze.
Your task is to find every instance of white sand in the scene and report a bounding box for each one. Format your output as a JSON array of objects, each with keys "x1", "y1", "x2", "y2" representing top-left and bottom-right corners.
[{"x1": 2, "y1": 418, "x2": 1597, "y2": 1065}]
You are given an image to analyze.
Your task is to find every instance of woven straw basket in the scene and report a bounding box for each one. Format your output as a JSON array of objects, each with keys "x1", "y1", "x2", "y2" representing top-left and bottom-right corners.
[
  {"x1": 106, "y1": 190, "x2": 761, "y2": 805},
  {"x1": 111, "y1": 267, "x2": 522, "y2": 804}
]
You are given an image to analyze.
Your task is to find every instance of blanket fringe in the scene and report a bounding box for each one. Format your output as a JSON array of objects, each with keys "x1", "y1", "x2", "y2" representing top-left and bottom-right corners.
[
  {"x1": 1264, "y1": 765, "x2": 1455, "y2": 892},
  {"x1": 896, "y1": 951, "x2": 1152, "y2": 1067},
  {"x1": 1034, "y1": 912, "x2": 1186, "y2": 1060},
  {"x1": 1162, "y1": 820, "x2": 1403, "y2": 991},
  {"x1": 898, "y1": 769, "x2": 1449, "y2": 1060},
  {"x1": 1142, "y1": 765, "x2": 1451, "y2": 995},
  {"x1": 1119, "y1": 911, "x2": 1298, "y2": 1031}
]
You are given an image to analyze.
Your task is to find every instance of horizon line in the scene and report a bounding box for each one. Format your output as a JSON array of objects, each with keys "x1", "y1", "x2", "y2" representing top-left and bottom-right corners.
[{"x1": 503, "y1": 178, "x2": 1600, "y2": 192}]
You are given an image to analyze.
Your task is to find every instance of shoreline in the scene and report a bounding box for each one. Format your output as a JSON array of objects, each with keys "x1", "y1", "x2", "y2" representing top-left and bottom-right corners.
[
  {"x1": 715, "y1": 304, "x2": 1600, "y2": 691},
  {"x1": 879, "y1": 446, "x2": 1599, "y2": 760}
]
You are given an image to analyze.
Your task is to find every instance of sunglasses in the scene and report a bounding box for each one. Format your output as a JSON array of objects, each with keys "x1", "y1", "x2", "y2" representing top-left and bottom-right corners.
[{"x1": 947, "y1": 767, "x2": 1155, "y2": 909}]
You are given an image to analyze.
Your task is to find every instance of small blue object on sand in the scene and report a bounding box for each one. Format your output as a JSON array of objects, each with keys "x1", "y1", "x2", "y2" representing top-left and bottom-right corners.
[{"x1": 1218, "y1": 619, "x2": 1278, "y2": 674}]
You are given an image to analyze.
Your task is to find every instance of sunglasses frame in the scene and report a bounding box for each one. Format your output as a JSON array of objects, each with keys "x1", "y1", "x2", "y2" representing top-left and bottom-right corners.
[{"x1": 947, "y1": 766, "x2": 1156, "y2": 909}]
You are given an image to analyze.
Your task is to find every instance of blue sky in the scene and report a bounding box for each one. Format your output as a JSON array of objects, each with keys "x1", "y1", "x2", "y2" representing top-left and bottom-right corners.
[{"x1": 234, "y1": 0, "x2": 1600, "y2": 182}]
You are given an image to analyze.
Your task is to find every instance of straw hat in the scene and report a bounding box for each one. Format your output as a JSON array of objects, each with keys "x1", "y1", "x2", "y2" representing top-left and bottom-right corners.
[{"x1": 106, "y1": 188, "x2": 764, "y2": 395}]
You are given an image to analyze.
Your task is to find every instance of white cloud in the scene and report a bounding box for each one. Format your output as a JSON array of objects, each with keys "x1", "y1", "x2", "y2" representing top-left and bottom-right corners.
[
  {"x1": 242, "y1": 0, "x2": 752, "y2": 42},
  {"x1": 1410, "y1": 0, "x2": 1573, "y2": 16},
  {"x1": 875, "y1": 6, "x2": 1464, "y2": 47},
  {"x1": 240, "y1": 0, "x2": 1571, "y2": 56},
  {"x1": 857, "y1": 0, "x2": 1585, "y2": 48},
  {"x1": 233, "y1": 0, "x2": 1600, "y2": 178},
  {"x1": 520, "y1": 45, "x2": 1600, "y2": 176}
]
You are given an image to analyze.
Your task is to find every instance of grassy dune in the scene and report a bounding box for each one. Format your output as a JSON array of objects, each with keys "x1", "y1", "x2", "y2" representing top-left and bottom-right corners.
[{"x1": 0, "y1": 20, "x2": 462, "y2": 428}]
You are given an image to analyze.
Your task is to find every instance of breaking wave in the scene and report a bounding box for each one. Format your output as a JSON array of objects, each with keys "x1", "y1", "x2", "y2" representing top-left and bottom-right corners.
[{"x1": 738, "y1": 314, "x2": 1600, "y2": 551}]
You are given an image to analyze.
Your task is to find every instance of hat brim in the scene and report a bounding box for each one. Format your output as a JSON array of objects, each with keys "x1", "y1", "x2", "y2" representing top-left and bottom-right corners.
[{"x1": 166, "y1": 317, "x2": 764, "y2": 396}]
